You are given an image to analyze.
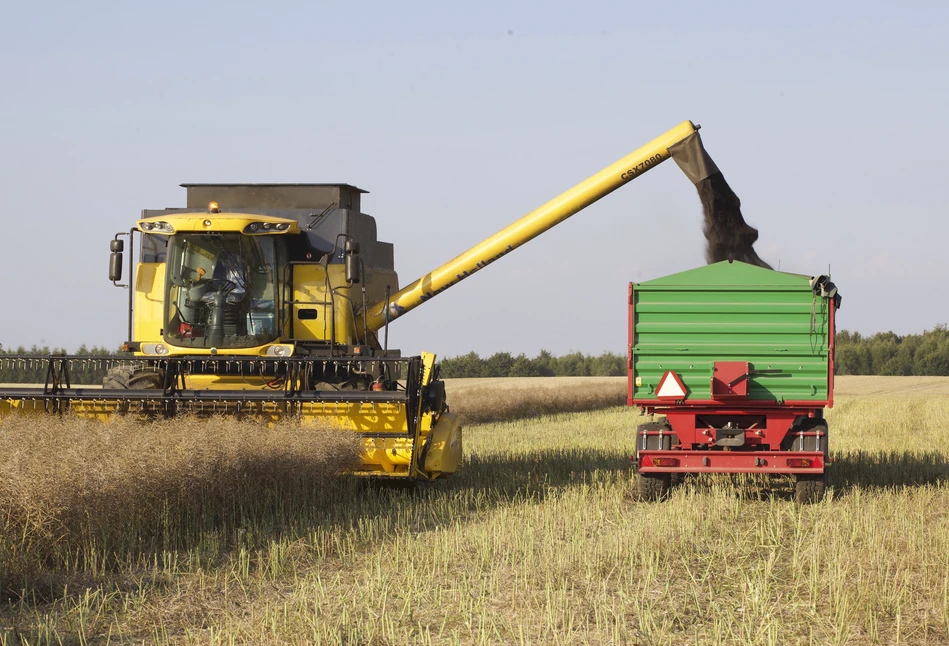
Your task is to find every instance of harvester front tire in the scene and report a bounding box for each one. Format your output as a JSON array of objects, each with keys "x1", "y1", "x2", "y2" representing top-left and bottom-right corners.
[
  {"x1": 637, "y1": 472, "x2": 671, "y2": 502},
  {"x1": 102, "y1": 365, "x2": 164, "y2": 390},
  {"x1": 794, "y1": 473, "x2": 827, "y2": 504}
]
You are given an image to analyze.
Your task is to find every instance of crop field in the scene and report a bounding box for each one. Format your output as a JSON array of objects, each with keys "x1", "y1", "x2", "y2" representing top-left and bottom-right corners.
[{"x1": 1, "y1": 376, "x2": 948, "y2": 645}]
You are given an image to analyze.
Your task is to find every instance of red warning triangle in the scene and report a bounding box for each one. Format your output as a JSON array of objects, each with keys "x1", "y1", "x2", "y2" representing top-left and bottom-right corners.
[{"x1": 656, "y1": 371, "x2": 687, "y2": 399}]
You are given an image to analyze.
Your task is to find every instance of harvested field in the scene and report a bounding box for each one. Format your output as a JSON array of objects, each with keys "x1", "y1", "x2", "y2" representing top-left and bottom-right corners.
[
  {"x1": 0, "y1": 377, "x2": 947, "y2": 645},
  {"x1": 833, "y1": 375, "x2": 949, "y2": 397}
]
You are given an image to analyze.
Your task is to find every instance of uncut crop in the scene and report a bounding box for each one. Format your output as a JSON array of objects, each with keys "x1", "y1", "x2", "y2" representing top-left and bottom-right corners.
[
  {"x1": 447, "y1": 377, "x2": 626, "y2": 424},
  {"x1": 1, "y1": 377, "x2": 948, "y2": 645},
  {"x1": 0, "y1": 415, "x2": 359, "y2": 600}
]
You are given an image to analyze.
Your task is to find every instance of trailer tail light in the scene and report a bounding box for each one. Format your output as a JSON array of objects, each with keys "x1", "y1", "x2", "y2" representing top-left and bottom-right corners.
[
  {"x1": 787, "y1": 458, "x2": 813, "y2": 468},
  {"x1": 651, "y1": 458, "x2": 680, "y2": 467}
]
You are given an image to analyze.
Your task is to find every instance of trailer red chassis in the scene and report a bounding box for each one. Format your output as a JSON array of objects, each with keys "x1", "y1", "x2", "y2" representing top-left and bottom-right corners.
[
  {"x1": 635, "y1": 403, "x2": 830, "y2": 476},
  {"x1": 631, "y1": 401, "x2": 833, "y2": 501}
]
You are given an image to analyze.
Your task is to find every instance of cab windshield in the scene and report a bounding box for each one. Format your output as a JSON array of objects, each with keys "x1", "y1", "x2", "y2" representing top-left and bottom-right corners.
[{"x1": 164, "y1": 233, "x2": 278, "y2": 349}]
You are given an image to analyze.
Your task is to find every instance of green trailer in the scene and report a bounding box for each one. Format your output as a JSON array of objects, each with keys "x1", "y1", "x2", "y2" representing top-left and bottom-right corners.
[{"x1": 628, "y1": 260, "x2": 841, "y2": 502}]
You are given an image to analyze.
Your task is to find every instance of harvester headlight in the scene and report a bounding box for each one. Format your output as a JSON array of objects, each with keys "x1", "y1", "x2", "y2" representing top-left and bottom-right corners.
[
  {"x1": 203, "y1": 219, "x2": 213, "y2": 227},
  {"x1": 140, "y1": 221, "x2": 174, "y2": 233},
  {"x1": 243, "y1": 221, "x2": 293, "y2": 234},
  {"x1": 141, "y1": 343, "x2": 169, "y2": 356},
  {"x1": 266, "y1": 344, "x2": 293, "y2": 357}
]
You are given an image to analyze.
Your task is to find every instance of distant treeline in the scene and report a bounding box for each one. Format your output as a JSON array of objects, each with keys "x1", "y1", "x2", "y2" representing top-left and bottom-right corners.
[
  {"x1": 835, "y1": 326, "x2": 949, "y2": 376},
  {"x1": 440, "y1": 350, "x2": 627, "y2": 378},
  {"x1": 2, "y1": 325, "x2": 949, "y2": 382},
  {"x1": 442, "y1": 326, "x2": 949, "y2": 378}
]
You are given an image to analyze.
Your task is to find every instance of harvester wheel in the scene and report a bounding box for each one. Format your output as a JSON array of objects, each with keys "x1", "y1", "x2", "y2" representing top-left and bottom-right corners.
[
  {"x1": 102, "y1": 365, "x2": 165, "y2": 389},
  {"x1": 637, "y1": 472, "x2": 671, "y2": 502},
  {"x1": 794, "y1": 473, "x2": 827, "y2": 504}
]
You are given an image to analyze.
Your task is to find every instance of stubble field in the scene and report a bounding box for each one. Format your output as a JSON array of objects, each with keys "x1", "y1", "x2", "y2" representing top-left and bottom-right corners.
[{"x1": 1, "y1": 376, "x2": 948, "y2": 645}]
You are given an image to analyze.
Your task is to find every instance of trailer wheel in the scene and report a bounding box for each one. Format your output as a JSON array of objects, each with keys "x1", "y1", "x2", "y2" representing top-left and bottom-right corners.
[
  {"x1": 637, "y1": 421, "x2": 678, "y2": 452},
  {"x1": 102, "y1": 365, "x2": 164, "y2": 389},
  {"x1": 637, "y1": 472, "x2": 671, "y2": 502},
  {"x1": 782, "y1": 419, "x2": 829, "y2": 456},
  {"x1": 794, "y1": 473, "x2": 827, "y2": 504},
  {"x1": 635, "y1": 421, "x2": 678, "y2": 498}
]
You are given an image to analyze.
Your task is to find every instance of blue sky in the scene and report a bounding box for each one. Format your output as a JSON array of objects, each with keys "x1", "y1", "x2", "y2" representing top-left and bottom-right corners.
[{"x1": 1, "y1": 0, "x2": 946, "y2": 357}]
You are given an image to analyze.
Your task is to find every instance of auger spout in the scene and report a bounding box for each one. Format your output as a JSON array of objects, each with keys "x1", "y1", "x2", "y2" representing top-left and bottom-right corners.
[{"x1": 362, "y1": 120, "x2": 701, "y2": 333}]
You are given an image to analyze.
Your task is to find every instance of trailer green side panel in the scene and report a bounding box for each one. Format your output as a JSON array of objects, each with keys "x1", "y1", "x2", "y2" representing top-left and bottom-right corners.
[{"x1": 631, "y1": 261, "x2": 833, "y2": 403}]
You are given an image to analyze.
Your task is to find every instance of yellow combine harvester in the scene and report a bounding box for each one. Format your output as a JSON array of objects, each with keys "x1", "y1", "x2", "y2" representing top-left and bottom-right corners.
[{"x1": 0, "y1": 121, "x2": 712, "y2": 480}]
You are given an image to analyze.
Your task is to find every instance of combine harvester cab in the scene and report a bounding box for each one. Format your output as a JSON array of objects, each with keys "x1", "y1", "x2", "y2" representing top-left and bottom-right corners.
[{"x1": 629, "y1": 260, "x2": 841, "y2": 502}]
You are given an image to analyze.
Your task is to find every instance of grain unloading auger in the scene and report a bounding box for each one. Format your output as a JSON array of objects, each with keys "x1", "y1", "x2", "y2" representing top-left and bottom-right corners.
[{"x1": 0, "y1": 121, "x2": 712, "y2": 479}]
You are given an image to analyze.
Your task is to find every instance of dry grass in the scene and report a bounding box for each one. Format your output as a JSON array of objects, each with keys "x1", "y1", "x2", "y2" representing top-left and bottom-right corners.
[
  {"x1": 0, "y1": 415, "x2": 359, "y2": 602},
  {"x1": 446, "y1": 377, "x2": 626, "y2": 424},
  {"x1": 0, "y1": 378, "x2": 947, "y2": 645}
]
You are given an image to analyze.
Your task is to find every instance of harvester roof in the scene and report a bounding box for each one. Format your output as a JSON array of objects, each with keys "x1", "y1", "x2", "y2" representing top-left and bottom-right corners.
[{"x1": 179, "y1": 183, "x2": 368, "y2": 211}]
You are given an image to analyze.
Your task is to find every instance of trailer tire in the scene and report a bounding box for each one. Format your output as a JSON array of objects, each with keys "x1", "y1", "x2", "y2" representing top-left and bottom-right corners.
[
  {"x1": 102, "y1": 365, "x2": 164, "y2": 390},
  {"x1": 637, "y1": 472, "x2": 671, "y2": 502},
  {"x1": 794, "y1": 473, "x2": 827, "y2": 504},
  {"x1": 782, "y1": 419, "x2": 829, "y2": 456},
  {"x1": 637, "y1": 421, "x2": 678, "y2": 452},
  {"x1": 636, "y1": 421, "x2": 679, "y2": 496}
]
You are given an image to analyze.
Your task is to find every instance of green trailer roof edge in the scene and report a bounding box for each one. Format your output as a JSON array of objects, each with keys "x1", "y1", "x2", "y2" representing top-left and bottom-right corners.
[{"x1": 634, "y1": 260, "x2": 816, "y2": 289}]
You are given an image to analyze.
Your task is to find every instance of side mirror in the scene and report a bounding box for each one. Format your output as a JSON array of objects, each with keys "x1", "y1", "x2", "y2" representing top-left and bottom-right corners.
[
  {"x1": 345, "y1": 239, "x2": 360, "y2": 284},
  {"x1": 109, "y1": 239, "x2": 124, "y2": 282}
]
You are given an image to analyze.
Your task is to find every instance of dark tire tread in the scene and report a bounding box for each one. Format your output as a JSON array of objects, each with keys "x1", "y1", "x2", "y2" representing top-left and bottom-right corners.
[
  {"x1": 794, "y1": 474, "x2": 827, "y2": 504},
  {"x1": 102, "y1": 365, "x2": 164, "y2": 390},
  {"x1": 637, "y1": 473, "x2": 671, "y2": 502}
]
